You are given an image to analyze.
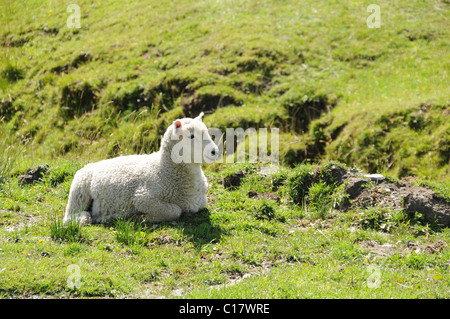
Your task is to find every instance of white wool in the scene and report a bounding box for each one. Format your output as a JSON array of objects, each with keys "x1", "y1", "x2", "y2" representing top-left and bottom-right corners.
[{"x1": 63, "y1": 113, "x2": 219, "y2": 225}]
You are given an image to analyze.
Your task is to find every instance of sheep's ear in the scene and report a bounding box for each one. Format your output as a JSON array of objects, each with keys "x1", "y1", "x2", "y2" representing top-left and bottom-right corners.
[
  {"x1": 174, "y1": 120, "x2": 182, "y2": 129},
  {"x1": 195, "y1": 112, "x2": 204, "y2": 122}
]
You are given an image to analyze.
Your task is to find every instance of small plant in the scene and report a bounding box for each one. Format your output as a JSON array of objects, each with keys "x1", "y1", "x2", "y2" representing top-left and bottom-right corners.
[
  {"x1": 254, "y1": 199, "x2": 277, "y2": 221},
  {"x1": 307, "y1": 181, "x2": 335, "y2": 219},
  {"x1": 283, "y1": 164, "x2": 315, "y2": 204},
  {"x1": 357, "y1": 207, "x2": 388, "y2": 231},
  {"x1": 329, "y1": 184, "x2": 349, "y2": 210},
  {"x1": 114, "y1": 218, "x2": 149, "y2": 247},
  {"x1": 406, "y1": 212, "x2": 442, "y2": 235},
  {"x1": 50, "y1": 218, "x2": 84, "y2": 243},
  {"x1": 63, "y1": 242, "x2": 83, "y2": 256}
]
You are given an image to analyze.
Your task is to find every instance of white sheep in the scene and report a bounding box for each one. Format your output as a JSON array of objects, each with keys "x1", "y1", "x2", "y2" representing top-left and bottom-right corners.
[{"x1": 63, "y1": 112, "x2": 219, "y2": 225}]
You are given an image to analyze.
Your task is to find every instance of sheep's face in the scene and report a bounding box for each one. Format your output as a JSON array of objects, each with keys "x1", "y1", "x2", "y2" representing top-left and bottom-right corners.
[{"x1": 170, "y1": 113, "x2": 220, "y2": 164}]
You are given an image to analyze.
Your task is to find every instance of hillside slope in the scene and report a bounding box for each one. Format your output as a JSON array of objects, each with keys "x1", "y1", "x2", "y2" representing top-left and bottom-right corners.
[{"x1": 1, "y1": 0, "x2": 449, "y2": 180}]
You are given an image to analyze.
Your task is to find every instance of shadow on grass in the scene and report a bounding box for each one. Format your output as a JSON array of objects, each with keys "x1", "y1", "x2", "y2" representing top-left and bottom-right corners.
[
  {"x1": 104, "y1": 208, "x2": 225, "y2": 250},
  {"x1": 175, "y1": 208, "x2": 226, "y2": 249}
]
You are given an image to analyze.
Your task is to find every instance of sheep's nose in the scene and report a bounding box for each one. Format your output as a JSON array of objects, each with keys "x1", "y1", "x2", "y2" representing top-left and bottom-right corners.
[{"x1": 211, "y1": 149, "x2": 216, "y2": 156}]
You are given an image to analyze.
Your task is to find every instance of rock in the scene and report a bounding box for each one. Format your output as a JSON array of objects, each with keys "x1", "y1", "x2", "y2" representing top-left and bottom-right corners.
[
  {"x1": 18, "y1": 164, "x2": 49, "y2": 186},
  {"x1": 363, "y1": 174, "x2": 385, "y2": 183}
]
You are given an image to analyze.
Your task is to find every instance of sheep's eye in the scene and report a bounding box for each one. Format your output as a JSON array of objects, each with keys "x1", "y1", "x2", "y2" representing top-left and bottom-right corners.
[{"x1": 189, "y1": 134, "x2": 195, "y2": 139}]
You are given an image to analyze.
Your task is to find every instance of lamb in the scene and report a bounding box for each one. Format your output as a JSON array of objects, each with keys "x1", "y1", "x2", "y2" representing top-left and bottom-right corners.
[{"x1": 63, "y1": 112, "x2": 219, "y2": 225}]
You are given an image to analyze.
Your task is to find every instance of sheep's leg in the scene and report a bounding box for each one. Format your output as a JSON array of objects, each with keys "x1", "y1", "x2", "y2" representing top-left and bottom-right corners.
[
  {"x1": 63, "y1": 210, "x2": 92, "y2": 226},
  {"x1": 63, "y1": 169, "x2": 93, "y2": 225},
  {"x1": 134, "y1": 198, "x2": 182, "y2": 223}
]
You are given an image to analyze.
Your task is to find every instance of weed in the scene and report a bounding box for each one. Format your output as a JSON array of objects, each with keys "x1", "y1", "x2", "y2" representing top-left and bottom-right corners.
[
  {"x1": 63, "y1": 242, "x2": 84, "y2": 256},
  {"x1": 132, "y1": 268, "x2": 161, "y2": 283},
  {"x1": 232, "y1": 244, "x2": 263, "y2": 266},
  {"x1": 50, "y1": 218, "x2": 84, "y2": 243},
  {"x1": 307, "y1": 182, "x2": 335, "y2": 220},
  {"x1": 282, "y1": 164, "x2": 315, "y2": 204},
  {"x1": 113, "y1": 218, "x2": 150, "y2": 247},
  {"x1": 351, "y1": 207, "x2": 399, "y2": 233},
  {"x1": 404, "y1": 253, "x2": 430, "y2": 270},
  {"x1": 254, "y1": 199, "x2": 277, "y2": 221}
]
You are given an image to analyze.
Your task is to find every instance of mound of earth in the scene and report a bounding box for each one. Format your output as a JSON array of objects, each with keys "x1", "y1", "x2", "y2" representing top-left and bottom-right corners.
[
  {"x1": 223, "y1": 170, "x2": 247, "y2": 189},
  {"x1": 18, "y1": 164, "x2": 49, "y2": 186},
  {"x1": 328, "y1": 166, "x2": 450, "y2": 227},
  {"x1": 222, "y1": 165, "x2": 449, "y2": 227}
]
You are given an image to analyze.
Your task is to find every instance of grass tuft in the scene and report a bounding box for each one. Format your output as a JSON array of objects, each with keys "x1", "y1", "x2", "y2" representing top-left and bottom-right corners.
[
  {"x1": 50, "y1": 218, "x2": 84, "y2": 243},
  {"x1": 113, "y1": 218, "x2": 150, "y2": 247}
]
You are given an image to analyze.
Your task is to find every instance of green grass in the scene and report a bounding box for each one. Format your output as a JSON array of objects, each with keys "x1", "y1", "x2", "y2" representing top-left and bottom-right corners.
[
  {"x1": 50, "y1": 218, "x2": 85, "y2": 243},
  {"x1": 0, "y1": 161, "x2": 449, "y2": 298},
  {"x1": 0, "y1": 0, "x2": 448, "y2": 180},
  {"x1": 0, "y1": 0, "x2": 449, "y2": 299}
]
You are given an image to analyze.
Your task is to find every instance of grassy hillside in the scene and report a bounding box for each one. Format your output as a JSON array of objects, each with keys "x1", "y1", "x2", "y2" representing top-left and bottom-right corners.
[
  {"x1": 0, "y1": 0, "x2": 449, "y2": 299},
  {"x1": 1, "y1": 0, "x2": 449, "y2": 180}
]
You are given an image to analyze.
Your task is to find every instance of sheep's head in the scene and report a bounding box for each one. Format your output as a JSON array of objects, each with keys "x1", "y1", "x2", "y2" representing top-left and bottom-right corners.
[{"x1": 168, "y1": 112, "x2": 220, "y2": 164}]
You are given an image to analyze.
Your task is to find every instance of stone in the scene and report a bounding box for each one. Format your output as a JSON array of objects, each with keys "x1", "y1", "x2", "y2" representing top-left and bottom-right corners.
[{"x1": 363, "y1": 174, "x2": 385, "y2": 182}]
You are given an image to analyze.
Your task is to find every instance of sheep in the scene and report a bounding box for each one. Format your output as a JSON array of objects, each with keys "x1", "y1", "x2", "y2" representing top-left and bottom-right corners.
[{"x1": 63, "y1": 112, "x2": 219, "y2": 225}]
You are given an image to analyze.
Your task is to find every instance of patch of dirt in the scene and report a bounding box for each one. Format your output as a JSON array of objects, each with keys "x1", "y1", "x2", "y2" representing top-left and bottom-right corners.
[
  {"x1": 3, "y1": 212, "x2": 40, "y2": 233},
  {"x1": 359, "y1": 240, "x2": 398, "y2": 258},
  {"x1": 208, "y1": 260, "x2": 274, "y2": 292},
  {"x1": 149, "y1": 233, "x2": 177, "y2": 246},
  {"x1": 359, "y1": 239, "x2": 448, "y2": 258},
  {"x1": 223, "y1": 164, "x2": 450, "y2": 227},
  {"x1": 348, "y1": 179, "x2": 450, "y2": 227},
  {"x1": 424, "y1": 240, "x2": 447, "y2": 254},
  {"x1": 247, "y1": 190, "x2": 280, "y2": 202}
]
